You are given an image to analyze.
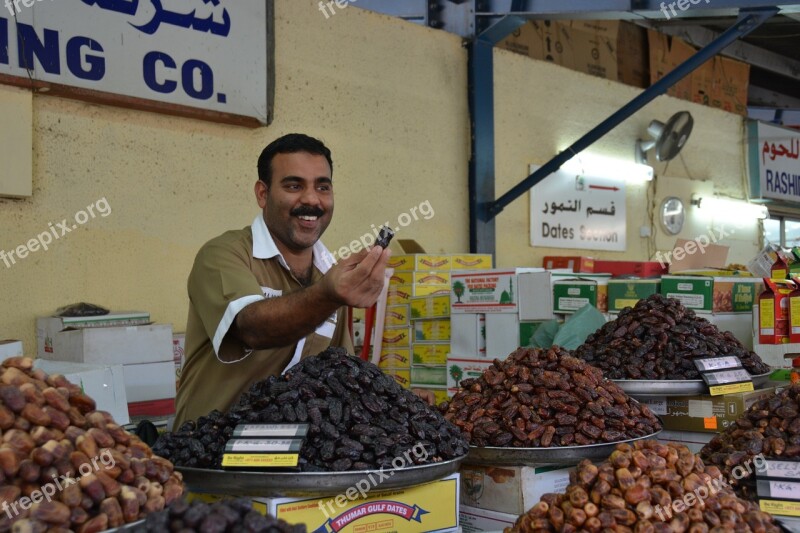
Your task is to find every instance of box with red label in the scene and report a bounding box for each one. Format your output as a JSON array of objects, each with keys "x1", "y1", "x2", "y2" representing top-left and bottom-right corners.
[
  {"x1": 542, "y1": 256, "x2": 594, "y2": 273},
  {"x1": 790, "y1": 280, "x2": 800, "y2": 344},
  {"x1": 594, "y1": 260, "x2": 667, "y2": 278},
  {"x1": 759, "y1": 279, "x2": 796, "y2": 344},
  {"x1": 773, "y1": 255, "x2": 790, "y2": 280}
]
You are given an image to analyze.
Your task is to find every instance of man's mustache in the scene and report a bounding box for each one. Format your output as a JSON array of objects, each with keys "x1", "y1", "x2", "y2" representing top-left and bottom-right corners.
[{"x1": 291, "y1": 207, "x2": 325, "y2": 217}]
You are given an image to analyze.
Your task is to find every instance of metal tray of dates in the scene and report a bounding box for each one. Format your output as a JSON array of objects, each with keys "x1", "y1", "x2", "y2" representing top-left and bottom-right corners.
[
  {"x1": 612, "y1": 371, "x2": 772, "y2": 398},
  {"x1": 176, "y1": 456, "x2": 465, "y2": 497},
  {"x1": 465, "y1": 430, "x2": 662, "y2": 466}
]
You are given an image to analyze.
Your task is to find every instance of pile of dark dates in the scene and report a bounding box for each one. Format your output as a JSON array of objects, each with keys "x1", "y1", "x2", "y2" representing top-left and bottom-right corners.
[
  {"x1": 132, "y1": 497, "x2": 306, "y2": 532},
  {"x1": 442, "y1": 347, "x2": 661, "y2": 448},
  {"x1": 700, "y1": 384, "x2": 800, "y2": 500},
  {"x1": 153, "y1": 348, "x2": 468, "y2": 471},
  {"x1": 575, "y1": 294, "x2": 770, "y2": 379}
]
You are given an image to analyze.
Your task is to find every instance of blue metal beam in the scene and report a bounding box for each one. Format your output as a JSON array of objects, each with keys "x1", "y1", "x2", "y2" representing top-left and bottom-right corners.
[{"x1": 482, "y1": 7, "x2": 778, "y2": 222}]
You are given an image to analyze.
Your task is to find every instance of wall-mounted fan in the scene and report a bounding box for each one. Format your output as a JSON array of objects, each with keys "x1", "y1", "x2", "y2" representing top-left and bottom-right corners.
[{"x1": 635, "y1": 111, "x2": 694, "y2": 164}]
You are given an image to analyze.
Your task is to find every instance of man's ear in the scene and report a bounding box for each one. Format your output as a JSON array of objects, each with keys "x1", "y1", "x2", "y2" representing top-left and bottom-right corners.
[{"x1": 254, "y1": 180, "x2": 269, "y2": 209}]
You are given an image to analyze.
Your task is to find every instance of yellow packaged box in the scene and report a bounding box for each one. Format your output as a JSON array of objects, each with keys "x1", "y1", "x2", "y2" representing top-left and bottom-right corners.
[
  {"x1": 389, "y1": 272, "x2": 414, "y2": 286},
  {"x1": 412, "y1": 343, "x2": 450, "y2": 365},
  {"x1": 190, "y1": 473, "x2": 459, "y2": 533},
  {"x1": 385, "y1": 305, "x2": 410, "y2": 327},
  {"x1": 451, "y1": 254, "x2": 493, "y2": 271},
  {"x1": 378, "y1": 348, "x2": 411, "y2": 370},
  {"x1": 413, "y1": 285, "x2": 451, "y2": 297},
  {"x1": 415, "y1": 255, "x2": 451, "y2": 271},
  {"x1": 386, "y1": 255, "x2": 417, "y2": 271},
  {"x1": 382, "y1": 327, "x2": 412, "y2": 348},
  {"x1": 410, "y1": 295, "x2": 450, "y2": 320},
  {"x1": 381, "y1": 368, "x2": 411, "y2": 389},
  {"x1": 414, "y1": 319, "x2": 451, "y2": 342},
  {"x1": 414, "y1": 271, "x2": 451, "y2": 286},
  {"x1": 387, "y1": 286, "x2": 413, "y2": 306}
]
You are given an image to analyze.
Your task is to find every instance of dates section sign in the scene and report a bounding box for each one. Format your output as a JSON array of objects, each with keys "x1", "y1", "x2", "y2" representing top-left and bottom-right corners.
[{"x1": 529, "y1": 165, "x2": 626, "y2": 252}]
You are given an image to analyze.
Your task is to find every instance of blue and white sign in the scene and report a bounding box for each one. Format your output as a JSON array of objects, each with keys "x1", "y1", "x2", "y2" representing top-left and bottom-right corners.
[
  {"x1": 0, "y1": 0, "x2": 268, "y2": 125},
  {"x1": 749, "y1": 121, "x2": 800, "y2": 203}
]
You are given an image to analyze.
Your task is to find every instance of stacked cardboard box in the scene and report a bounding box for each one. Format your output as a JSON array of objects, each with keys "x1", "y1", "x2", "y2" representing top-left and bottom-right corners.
[
  {"x1": 551, "y1": 272, "x2": 611, "y2": 314},
  {"x1": 380, "y1": 254, "x2": 491, "y2": 400}
]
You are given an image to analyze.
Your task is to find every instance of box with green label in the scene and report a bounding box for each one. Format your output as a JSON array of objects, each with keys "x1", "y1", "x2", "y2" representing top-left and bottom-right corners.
[
  {"x1": 608, "y1": 279, "x2": 661, "y2": 312},
  {"x1": 414, "y1": 319, "x2": 451, "y2": 341},
  {"x1": 447, "y1": 357, "x2": 495, "y2": 390},
  {"x1": 412, "y1": 343, "x2": 450, "y2": 365},
  {"x1": 660, "y1": 275, "x2": 713, "y2": 312},
  {"x1": 552, "y1": 279, "x2": 597, "y2": 313},
  {"x1": 411, "y1": 365, "x2": 447, "y2": 387},
  {"x1": 661, "y1": 275, "x2": 763, "y2": 313}
]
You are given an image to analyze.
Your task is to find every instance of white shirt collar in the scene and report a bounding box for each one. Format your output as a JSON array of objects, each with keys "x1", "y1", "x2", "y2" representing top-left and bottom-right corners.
[{"x1": 251, "y1": 215, "x2": 335, "y2": 274}]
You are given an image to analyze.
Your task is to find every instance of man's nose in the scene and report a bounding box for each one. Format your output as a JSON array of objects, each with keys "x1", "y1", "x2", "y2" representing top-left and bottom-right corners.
[{"x1": 299, "y1": 187, "x2": 322, "y2": 206}]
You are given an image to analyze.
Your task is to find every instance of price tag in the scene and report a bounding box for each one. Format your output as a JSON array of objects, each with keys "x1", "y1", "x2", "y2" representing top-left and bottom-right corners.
[
  {"x1": 757, "y1": 479, "x2": 800, "y2": 502},
  {"x1": 694, "y1": 356, "x2": 742, "y2": 372},
  {"x1": 232, "y1": 424, "x2": 309, "y2": 438},
  {"x1": 701, "y1": 368, "x2": 754, "y2": 396},
  {"x1": 760, "y1": 459, "x2": 800, "y2": 480},
  {"x1": 222, "y1": 454, "x2": 299, "y2": 468},
  {"x1": 222, "y1": 432, "x2": 306, "y2": 470},
  {"x1": 224, "y1": 438, "x2": 302, "y2": 453}
]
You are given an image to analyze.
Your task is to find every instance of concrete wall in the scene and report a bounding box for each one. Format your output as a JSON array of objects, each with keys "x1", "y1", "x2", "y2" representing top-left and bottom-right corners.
[{"x1": 0, "y1": 1, "x2": 756, "y2": 353}]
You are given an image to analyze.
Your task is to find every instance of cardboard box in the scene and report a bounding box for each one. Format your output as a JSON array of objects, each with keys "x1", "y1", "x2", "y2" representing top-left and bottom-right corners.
[
  {"x1": 552, "y1": 278, "x2": 603, "y2": 313},
  {"x1": 41, "y1": 323, "x2": 173, "y2": 366},
  {"x1": 172, "y1": 333, "x2": 185, "y2": 387},
  {"x1": 608, "y1": 279, "x2": 661, "y2": 312},
  {"x1": 387, "y1": 286, "x2": 413, "y2": 306},
  {"x1": 707, "y1": 314, "x2": 753, "y2": 351},
  {"x1": 381, "y1": 327, "x2": 412, "y2": 348},
  {"x1": 542, "y1": 256, "x2": 594, "y2": 273},
  {"x1": 450, "y1": 314, "x2": 486, "y2": 357},
  {"x1": 486, "y1": 314, "x2": 520, "y2": 358},
  {"x1": 518, "y1": 271, "x2": 555, "y2": 320},
  {"x1": 661, "y1": 274, "x2": 762, "y2": 314},
  {"x1": 751, "y1": 338, "x2": 800, "y2": 371},
  {"x1": 410, "y1": 295, "x2": 450, "y2": 320},
  {"x1": 0, "y1": 340, "x2": 23, "y2": 361},
  {"x1": 713, "y1": 277, "x2": 764, "y2": 313},
  {"x1": 123, "y1": 361, "x2": 177, "y2": 402},
  {"x1": 640, "y1": 388, "x2": 779, "y2": 433},
  {"x1": 594, "y1": 260, "x2": 667, "y2": 278},
  {"x1": 388, "y1": 272, "x2": 414, "y2": 286},
  {"x1": 385, "y1": 305, "x2": 410, "y2": 327},
  {"x1": 412, "y1": 285, "x2": 450, "y2": 297},
  {"x1": 410, "y1": 365, "x2": 447, "y2": 387},
  {"x1": 36, "y1": 311, "x2": 152, "y2": 359},
  {"x1": 381, "y1": 368, "x2": 411, "y2": 389},
  {"x1": 378, "y1": 347, "x2": 411, "y2": 370},
  {"x1": 710, "y1": 55, "x2": 750, "y2": 116},
  {"x1": 661, "y1": 275, "x2": 713, "y2": 313},
  {"x1": 414, "y1": 319, "x2": 450, "y2": 342},
  {"x1": 414, "y1": 271, "x2": 451, "y2": 286},
  {"x1": 451, "y1": 269, "x2": 552, "y2": 317},
  {"x1": 759, "y1": 279, "x2": 795, "y2": 344},
  {"x1": 460, "y1": 464, "x2": 573, "y2": 515},
  {"x1": 447, "y1": 357, "x2": 494, "y2": 390},
  {"x1": 191, "y1": 474, "x2": 460, "y2": 533},
  {"x1": 649, "y1": 30, "x2": 701, "y2": 103},
  {"x1": 412, "y1": 343, "x2": 449, "y2": 365},
  {"x1": 34, "y1": 360, "x2": 129, "y2": 425},
  {"x1": 460, "y1": 505, "x2": 518, "y2": 533},
  {"x1": 451, "y1": 254, "x2": 493, "y2": 271}
]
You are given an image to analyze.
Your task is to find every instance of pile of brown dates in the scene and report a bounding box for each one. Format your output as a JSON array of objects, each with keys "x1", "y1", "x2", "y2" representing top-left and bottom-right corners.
[
  {"x1": 508, "y1": 440, "x2": 780, "y2": 533},
  {"x1": 154, "y1": 348, "x2": 468, "y2": 471},
  {"x1": 575, "y1": 294, "x2": 770, "y2": 379},
  {"x1": 442, "y1": 347, "x2": 661, "y2": 448}
]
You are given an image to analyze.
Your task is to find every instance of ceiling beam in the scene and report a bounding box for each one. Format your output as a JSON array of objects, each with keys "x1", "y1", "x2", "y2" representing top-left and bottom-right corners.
[{"x1": 749, "y1": 85, "x2": 800, "y2": 108}]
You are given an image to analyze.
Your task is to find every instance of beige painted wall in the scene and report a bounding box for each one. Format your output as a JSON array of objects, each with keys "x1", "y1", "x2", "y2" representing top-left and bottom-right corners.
[
  {"x1": 0, "y1": 1, "x2": 757, "y2": 353},
  {"x1": 0, "y1": 1, "x2": 469, "y2": 351}
]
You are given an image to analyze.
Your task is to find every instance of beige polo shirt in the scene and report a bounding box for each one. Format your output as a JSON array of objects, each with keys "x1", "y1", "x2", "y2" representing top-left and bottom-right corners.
[{"x1": 174, "y1": 215, "x2": 353, "y2": 427}]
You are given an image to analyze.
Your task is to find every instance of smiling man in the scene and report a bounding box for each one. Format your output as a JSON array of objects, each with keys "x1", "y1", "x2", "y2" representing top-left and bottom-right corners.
[{"x1": 175, "y1": 133, "x2": 391, "y2": 426}]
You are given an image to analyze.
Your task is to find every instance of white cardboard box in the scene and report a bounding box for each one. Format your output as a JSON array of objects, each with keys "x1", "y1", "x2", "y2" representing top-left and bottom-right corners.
[
  {"x1": 460, "y1": 504, "x2": 518, "y2": 533},
  {"x1": 123, "y1": 361, "x2": 177, "y2": 402},
  {"x1": 451, "y1": 314, "x2": 486, "y2": 357},
  {"x1": 0, "y1": 340, "x2": 23, "y2": 361},
  {"x1": 33, "y1": 360, "x2": 129, "y2": 425},
  {"x1": 36, "y1": 312, "x2": 151, "y2": 358},
  {"x1": 447, "y1": 357, "x2": 495, "y2": 390},
  {"x1": 518, "y1": 271, "x2": 555, "y2": 320},
  {"x1": 460, "y1": 464, "x2": 573, "y2": 515},
  {"x1": 41, "y1": 323, "x2": 172, "y2": 365},
  {"x1": 707, "y1": 313, "x2": 753, "y2": 350},
  {"x1": 485, "y1": 314, "x2": 520, "y2": 358}
]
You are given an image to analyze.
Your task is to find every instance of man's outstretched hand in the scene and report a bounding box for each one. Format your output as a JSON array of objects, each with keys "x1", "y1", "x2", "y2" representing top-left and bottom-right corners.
[{"x1": 322, "y1": 246, "x2": 391, "y2": 309}]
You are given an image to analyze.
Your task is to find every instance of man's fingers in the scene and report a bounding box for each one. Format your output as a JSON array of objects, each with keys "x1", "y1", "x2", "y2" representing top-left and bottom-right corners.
[{"x1": 339, "y1": 248, "x2": 370, "y2": 268}]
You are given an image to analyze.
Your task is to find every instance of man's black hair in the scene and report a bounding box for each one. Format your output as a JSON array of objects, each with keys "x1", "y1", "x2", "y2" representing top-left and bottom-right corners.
[{"x1": 257, "y1": 133, "x2": 333, "y2": 187}]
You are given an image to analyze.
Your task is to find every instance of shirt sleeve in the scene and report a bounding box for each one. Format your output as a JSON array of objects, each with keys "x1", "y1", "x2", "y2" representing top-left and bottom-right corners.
[{"x1": 188, "y1": 237, "x2": 264, "y2": 363}]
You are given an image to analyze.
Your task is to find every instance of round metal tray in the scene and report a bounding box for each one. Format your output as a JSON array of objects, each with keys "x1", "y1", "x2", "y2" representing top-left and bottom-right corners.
[
  {"x1": 177, "y1": 456, "x2": 465, "y2": 497},
  {"x1": 465, "y1": 430, "x2": 662, "y2": 466},
  {"x1": 104, "y1": 519, "x2": 145, "y2": 532},
  {"x1": 613, "y1": 371, "x2": 772, "y2": 398}
]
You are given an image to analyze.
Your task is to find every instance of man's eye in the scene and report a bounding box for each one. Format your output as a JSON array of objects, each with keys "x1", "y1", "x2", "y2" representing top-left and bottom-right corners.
[{"x1": 318, "y1": 185, "x2": 331, "y2": 192}]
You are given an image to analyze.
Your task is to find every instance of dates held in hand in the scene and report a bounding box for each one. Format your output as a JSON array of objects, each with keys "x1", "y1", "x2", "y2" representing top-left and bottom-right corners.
[
  {"x1": 508, "y1": 440, "x2": 780, "y2": 533},
  {"x1": 442, "y1": 347, "x2": 662, "y2": 448},
  {"x1": 574, "y1": 294, "x2": 770, "y2": 379},
  {"x1": 153, "y1": 348, "x2": 468, "y2": 471}
]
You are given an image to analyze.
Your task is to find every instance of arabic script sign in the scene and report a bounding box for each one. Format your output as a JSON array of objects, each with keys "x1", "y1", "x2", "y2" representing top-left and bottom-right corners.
[
  {"x1": 0, "y1": 0, "x2": 268, "y2": 126},
  {"x1": 529, "y1": 165, "x2": 627, "y2": 252},
  {"x1": 749, "y1": 121, "x2": 800, "y2": 203}
]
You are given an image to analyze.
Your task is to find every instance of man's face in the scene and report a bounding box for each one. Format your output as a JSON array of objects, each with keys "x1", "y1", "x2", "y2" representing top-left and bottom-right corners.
[{"x1": 257, "y1": 151, "x2": 334, "y2": 253}]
